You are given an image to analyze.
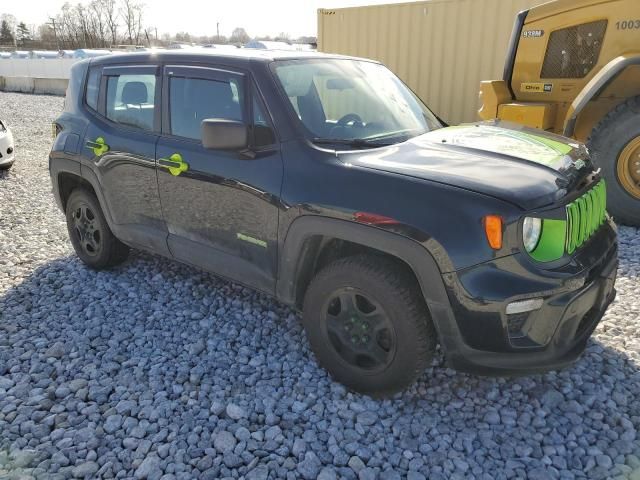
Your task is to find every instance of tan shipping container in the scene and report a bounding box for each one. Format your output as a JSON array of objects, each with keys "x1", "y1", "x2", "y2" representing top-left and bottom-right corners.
[{"x1": 317, "y1": 0, "x2": 544, "y2": 124}]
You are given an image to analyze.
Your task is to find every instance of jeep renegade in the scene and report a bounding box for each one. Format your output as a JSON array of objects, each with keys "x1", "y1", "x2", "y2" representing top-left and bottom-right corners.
[{"x1": 50, "y1": 50, "x2": 618, "y2": 395}]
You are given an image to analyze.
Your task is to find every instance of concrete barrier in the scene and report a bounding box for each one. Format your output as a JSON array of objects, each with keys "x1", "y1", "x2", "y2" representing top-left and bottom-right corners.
[
  {"x1": 0, "y1": 58, "x2": 75, "y2": 95},
  {"x1": 0, "y1": 76, "x2": 68, "y2": 95},
  {"x1": 0, "y1": 59, "x2": 78, "y2": 79}
]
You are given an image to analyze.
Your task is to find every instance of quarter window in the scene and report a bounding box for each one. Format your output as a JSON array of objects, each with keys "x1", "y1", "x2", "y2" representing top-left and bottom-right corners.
[
  {"x1": 85, "y1": 68, "x2": 101, "y2": 111},
  {"x1": 84, "y1": 68, "x2": 100, "y2": 110},
  {"x1": 252, "y1": 96, "x2": 275, "y2": 147},
  {"x1": 105, "y1": 74, "x2": 156, "y2": 131},
  {"x1": 169, "y1": 76, "x2": 244, "y2": 140}
]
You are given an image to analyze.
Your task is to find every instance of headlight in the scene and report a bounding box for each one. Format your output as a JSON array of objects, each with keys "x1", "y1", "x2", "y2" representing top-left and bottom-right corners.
[{"x1": 523, "y1": 217, "x2": 542, "y2": 252}]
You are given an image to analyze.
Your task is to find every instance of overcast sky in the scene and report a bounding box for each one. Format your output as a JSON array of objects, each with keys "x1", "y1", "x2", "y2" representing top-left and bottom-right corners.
[{"x1": 2, "y1": 0, "x2": 409, "y2": 38}]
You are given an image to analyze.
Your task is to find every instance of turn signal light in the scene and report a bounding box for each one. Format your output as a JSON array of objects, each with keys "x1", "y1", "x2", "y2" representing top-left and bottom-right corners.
[{"x1": 484, "y1": 215, "x2": 503, "y2": 250}]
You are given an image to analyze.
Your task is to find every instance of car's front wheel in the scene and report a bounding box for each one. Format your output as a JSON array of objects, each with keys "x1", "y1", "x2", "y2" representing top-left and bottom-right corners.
[
  {"x1": 65, "y1": 188, "x2": 129, "y2": 269},
  {"x1": 303, "y1": 254, "x2": 437, "y2": 396}
]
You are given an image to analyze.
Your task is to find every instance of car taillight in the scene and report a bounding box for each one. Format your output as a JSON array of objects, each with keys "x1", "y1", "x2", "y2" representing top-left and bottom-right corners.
[{"x1": 52, "y1": 122, "x2": 62, "y2": 139}]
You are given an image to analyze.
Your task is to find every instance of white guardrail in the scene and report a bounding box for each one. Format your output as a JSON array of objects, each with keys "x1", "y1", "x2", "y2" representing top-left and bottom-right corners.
[{"x1": 0, "y1": 59, "x2": 79, "y2": 95}]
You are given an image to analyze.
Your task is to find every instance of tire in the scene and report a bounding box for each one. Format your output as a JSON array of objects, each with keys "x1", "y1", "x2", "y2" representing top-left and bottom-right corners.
[
  {"x1": 588, "y1": 96, "x2": 640, "y2": 226},
  {"x1": 65, "y1": 188, "x2": 129, "y2": 269},
  {"x1": 302, "y1": 254, "x2": 437, "y2": 396}
]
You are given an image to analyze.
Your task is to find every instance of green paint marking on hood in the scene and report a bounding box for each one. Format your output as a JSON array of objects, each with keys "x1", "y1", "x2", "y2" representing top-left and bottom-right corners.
[{"x1": 423, "y1": 125, "x2": 574, "y2": 168}]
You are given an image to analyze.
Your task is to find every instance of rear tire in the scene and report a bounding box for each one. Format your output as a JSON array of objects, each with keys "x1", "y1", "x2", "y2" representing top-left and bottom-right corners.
[
  {"x1": 65, "y1": 188, "x2": 129, "y2": 269},
  {"x1": 588, "y1": 96, "x2": 640, "y2": 226},
  {"x1": 302, "y1": 254, "x2": 437, "y2": 396}
]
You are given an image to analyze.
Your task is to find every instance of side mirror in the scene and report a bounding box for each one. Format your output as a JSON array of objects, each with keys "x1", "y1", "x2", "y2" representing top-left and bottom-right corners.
[{"x1": 201, "y1": 119, "x2": 248, "y2": 150}]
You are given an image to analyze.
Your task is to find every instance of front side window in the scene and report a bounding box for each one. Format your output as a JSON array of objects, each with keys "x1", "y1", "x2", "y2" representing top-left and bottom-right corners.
[
  {"x1": 105, "y1": 74, "x2": 156, "y2": 131},
  {"x1": 273, "y1": 59, "x2": 441, "y2": 146},
  {"x1": 169, "y1": 76, "x2": 243, "y2": 140}
]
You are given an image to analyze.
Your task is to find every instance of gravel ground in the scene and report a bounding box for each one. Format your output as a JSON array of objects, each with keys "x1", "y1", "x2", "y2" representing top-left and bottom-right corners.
[{"x1": 0, "y1": 90, "x2": 639, "y2": 480}]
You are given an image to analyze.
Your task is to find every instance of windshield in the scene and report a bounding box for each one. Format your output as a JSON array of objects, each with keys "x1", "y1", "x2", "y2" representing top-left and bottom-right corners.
[{"x1": 272, "y1": 58, "x2": 442, "y2": 146}]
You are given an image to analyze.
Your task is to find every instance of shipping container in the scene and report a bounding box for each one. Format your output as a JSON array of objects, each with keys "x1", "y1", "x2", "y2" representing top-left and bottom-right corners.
[{"x1": 318, "y1": 0, "x2": 543, "y2": 124}]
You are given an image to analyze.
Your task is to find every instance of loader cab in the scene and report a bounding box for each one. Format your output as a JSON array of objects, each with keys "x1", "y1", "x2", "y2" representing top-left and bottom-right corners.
[{"x1": 479, "y1": 0, "x2": 640, "y2": 226}]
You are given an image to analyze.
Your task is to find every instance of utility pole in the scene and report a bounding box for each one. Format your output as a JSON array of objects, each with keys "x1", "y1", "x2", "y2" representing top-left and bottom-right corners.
[{"x1": 216, "y1": 22, "x2": 220, "y2": 42}]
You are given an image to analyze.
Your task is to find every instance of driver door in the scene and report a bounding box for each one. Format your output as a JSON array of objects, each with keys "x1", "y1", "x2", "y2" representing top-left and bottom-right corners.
[{"x1": 156, "y1": 65, "x2": 282, "y2": 294}]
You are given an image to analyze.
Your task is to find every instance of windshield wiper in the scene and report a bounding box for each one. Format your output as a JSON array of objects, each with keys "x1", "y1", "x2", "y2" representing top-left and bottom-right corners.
[{"x1": 312, "y1": 138, "x2": 394, "y2": 148}]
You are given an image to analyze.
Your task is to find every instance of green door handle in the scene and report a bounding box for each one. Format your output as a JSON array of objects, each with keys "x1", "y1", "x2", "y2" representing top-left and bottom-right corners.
[
  {"x1": 85, "y1": 137, "x2": 109, "y2": 156},
  {"x1": 159, "y1": 153, "x2": 189, "y2": 176}
]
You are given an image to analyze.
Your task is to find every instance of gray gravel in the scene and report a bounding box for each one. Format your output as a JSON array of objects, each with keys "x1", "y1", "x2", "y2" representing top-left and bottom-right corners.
[{"x1": 1, "y1": 91, "x2": 640, "y2": 480}]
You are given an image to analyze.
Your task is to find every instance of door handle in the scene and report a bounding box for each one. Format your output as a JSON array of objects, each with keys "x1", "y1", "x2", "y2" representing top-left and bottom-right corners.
[
  {"x1": 159, "y1": 153, "x2": 189, "y2": 176},
  {"x1": 85, "y1": 136, "x2": 109, "y2": 157}
]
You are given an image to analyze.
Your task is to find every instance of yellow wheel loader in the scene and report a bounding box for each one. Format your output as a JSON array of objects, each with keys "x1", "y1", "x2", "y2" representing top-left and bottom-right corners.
[{"x1": 479, "y1": 0, "x2": 640, "y2": 226}]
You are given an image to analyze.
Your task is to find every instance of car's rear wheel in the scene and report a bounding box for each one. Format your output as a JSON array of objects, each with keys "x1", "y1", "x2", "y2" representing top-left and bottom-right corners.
[
  {"x1": 302, "y1": 254, "x2": 437, "y2": 396},
  {"x1": 65, "y1": 188, "x2": 129, "y2": 269}
]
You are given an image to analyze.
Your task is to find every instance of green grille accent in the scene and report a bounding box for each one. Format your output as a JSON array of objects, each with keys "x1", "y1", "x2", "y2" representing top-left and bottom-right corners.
[
  {"x1": 565, "y1": 180, "x2": 607, "y2": 254},
  {"x1": 528, "y1": 180, "x2": 607, "y2": 262}
]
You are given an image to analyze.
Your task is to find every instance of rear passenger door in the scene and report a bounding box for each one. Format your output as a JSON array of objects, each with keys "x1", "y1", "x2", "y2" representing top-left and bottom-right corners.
[
  {"x1": 81, "y1": 64, "x2": 169, "y2": 256},
  {"x1": 156, "y1": 65, "x2": 282, "y2": 294}
]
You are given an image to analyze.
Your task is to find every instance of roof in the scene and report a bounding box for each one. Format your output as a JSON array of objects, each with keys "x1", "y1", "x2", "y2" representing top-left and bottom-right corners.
[{"x1": 89, "y1": 48, "x2": 370, "y2": 67}]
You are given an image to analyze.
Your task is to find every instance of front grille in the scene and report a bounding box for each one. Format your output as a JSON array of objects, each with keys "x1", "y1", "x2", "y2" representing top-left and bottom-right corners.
[
  {"x1": 566, "y1": 180, "x2": 607, "y2": 254},
  {"x1": 541, "y1": 20, "x2": 607, "y2": 79}
]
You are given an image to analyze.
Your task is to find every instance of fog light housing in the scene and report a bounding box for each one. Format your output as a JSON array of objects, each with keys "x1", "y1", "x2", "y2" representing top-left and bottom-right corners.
[{"x1": 506, "y1": 298, "x2": 544, "y2": 315}]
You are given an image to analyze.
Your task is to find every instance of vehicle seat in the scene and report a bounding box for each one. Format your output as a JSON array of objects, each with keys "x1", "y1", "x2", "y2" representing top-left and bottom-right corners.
[
  {"x1": 174, "y1": 80, "x2": 242, "y2": 139},
  {"x1": 114, "y1": 81, "x2": 154, "y2": 130}
]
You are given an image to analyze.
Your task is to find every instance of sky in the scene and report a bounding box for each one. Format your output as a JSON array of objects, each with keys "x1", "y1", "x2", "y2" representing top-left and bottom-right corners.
[{"x1": 1, "y1": 0, "x2": 410, "y2": 39}]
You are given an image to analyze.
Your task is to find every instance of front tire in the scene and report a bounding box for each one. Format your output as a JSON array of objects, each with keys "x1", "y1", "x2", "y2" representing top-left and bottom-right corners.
[
  {"x1": 65, "y1": 188, "x2": 129, "y2": 269},
  {"x1": 588, "y1": 96, "x2": 640, "y2": 226},
  {"x1": 303, "y1": 255, "x2": 437, "y2": 396}
]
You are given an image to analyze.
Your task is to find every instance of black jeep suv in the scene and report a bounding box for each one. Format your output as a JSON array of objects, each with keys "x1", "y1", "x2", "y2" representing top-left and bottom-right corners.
[{"x1": 50, "y1": 50, "x2": 617, "y2": 395}]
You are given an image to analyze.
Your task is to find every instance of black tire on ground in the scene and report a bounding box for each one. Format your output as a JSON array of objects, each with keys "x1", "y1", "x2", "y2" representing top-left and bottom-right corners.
[
  {"x1": 302, "y1": 254, "x2": 437, "y2": 396},
  {"x1": 588, "y1": 96, "x2": 640, "y2": 227},
  {"x1": 65, "y1": 188, "x2": 129, "y2": 269}
]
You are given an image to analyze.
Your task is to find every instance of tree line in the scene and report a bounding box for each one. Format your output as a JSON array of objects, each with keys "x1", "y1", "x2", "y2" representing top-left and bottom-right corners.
[{"x1": 0, "y1": 2, "x2": 316, "y2": 51}]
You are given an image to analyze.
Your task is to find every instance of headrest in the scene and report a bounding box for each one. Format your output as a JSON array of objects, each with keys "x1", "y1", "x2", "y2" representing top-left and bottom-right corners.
[
  {"x1": 276, "y1": 66, "x2": 312, "y2": 98},
  {"x1": 122, "y1": 82, "x2": 148, "y2": 104}
]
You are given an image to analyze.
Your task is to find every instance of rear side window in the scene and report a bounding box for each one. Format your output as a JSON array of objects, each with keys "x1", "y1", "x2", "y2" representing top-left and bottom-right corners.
[
  {"x1": 85, "y1": 68, "x2": 101, "y2": 111},
  {"x1": 169, "y1": 76, "x2": 244, "y2": 140},
  {"x1": 105, "y1": 74, "x2": 156, "y2": 131}
]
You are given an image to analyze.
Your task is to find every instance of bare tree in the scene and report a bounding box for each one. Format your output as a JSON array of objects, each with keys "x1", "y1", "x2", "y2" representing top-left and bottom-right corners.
[
  {"x1": 230, "y1": 27, "x2": 249, "y2": 44},
  {"x1": 121, "y1": 0, "x2": 144, "y2": 45},
  {"x1": 88, "y1": 0, "x2": 109, "y2": 47},
  {"x1": 100, "y1": 0, "x2": 119, "y2": 46}
]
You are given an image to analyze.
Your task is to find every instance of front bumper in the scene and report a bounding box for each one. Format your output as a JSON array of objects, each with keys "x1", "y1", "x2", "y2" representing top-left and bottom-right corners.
[{"x1": 436, "y1": 221, "x2": 617, "y2": 375}]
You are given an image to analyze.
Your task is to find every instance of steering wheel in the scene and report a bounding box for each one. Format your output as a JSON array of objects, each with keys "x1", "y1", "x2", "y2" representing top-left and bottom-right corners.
[{"x1": 336, "y1": 113, "x2": 364, "y2": 128}]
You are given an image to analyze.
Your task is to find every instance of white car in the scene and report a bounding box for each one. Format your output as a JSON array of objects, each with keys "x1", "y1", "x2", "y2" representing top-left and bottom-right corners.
[{"x1": 0, "y1": 119, "x2": 15, "y2": 170}]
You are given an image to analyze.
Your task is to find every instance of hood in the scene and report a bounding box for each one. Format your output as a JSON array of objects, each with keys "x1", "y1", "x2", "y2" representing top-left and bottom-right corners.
[{"x1": 342, "y1": 121, "x2": 593, "y2": 210}]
